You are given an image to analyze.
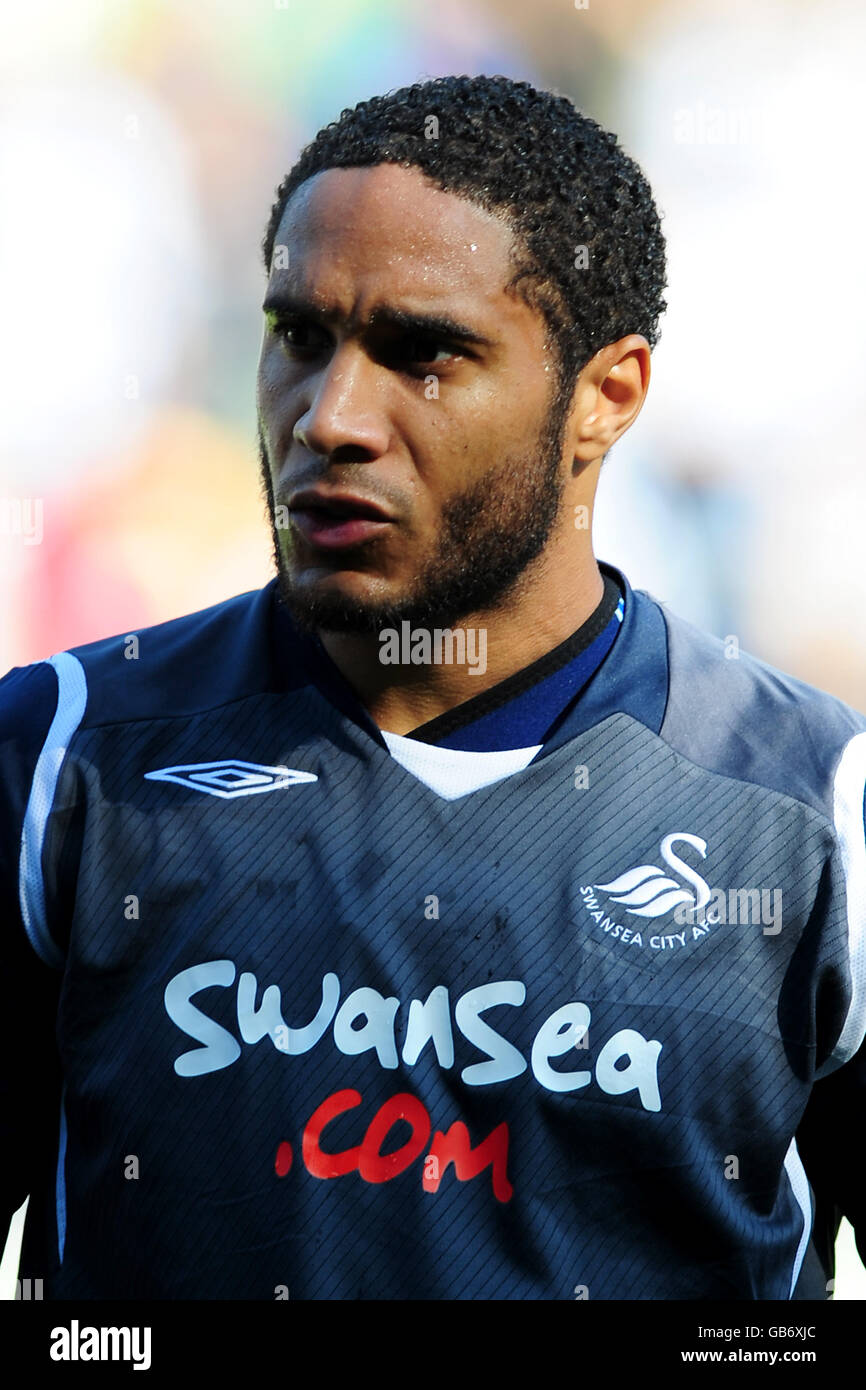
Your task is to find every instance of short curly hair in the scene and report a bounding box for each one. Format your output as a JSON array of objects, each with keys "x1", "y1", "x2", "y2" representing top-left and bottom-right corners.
[{"x1": 262, "y1": 73, "x2": 667, "y2": 399}]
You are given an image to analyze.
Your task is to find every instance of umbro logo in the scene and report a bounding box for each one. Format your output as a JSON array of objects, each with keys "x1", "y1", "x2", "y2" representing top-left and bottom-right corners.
[{"x1": 144, "y1": 759, "x2": 318, "y2": 800}]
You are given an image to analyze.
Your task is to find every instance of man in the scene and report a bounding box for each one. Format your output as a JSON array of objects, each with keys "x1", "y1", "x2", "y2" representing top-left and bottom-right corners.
[{"x1": 1, "y1": 73, "x2": 863, "y2": 1300}]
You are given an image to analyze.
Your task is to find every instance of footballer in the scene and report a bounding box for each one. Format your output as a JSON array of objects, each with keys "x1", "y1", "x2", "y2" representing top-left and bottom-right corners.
[{"x1": 1, "y1": 74, "x2": 865, "y2": 1300}]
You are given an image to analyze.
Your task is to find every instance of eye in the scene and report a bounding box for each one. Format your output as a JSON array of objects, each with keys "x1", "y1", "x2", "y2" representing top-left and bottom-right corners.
[
  {"x1": 266, "y1": 313, "x2": 329, "y2": 356},
  {"x1": 387, "y1": 333, "x2": 462, "y2": 373}
]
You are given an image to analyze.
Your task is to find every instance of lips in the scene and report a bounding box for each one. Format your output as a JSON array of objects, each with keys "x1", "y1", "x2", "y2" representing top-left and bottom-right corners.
[
  {"x1": 287, "y1": 488, "x2": 395, "y2": 551},
  {"x1": 288, "y1": 489, "x2": 394, "y2": 522}
]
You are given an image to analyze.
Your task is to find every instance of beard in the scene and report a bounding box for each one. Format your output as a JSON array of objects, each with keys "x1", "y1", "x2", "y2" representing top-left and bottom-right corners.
[{"x1": 258, "y1": 382, "x2": 572, "y2": 636}]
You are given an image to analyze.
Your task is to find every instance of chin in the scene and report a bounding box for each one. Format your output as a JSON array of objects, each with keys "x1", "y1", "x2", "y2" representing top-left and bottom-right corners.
[{"x1": 276, "y1": 570, "x2": 406, "y2": 636}]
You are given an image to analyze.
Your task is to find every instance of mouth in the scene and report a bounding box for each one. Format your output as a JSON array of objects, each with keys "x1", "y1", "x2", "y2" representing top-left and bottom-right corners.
[{"x1": 287, "y1": 488, "x2": 396, "y2": 552}]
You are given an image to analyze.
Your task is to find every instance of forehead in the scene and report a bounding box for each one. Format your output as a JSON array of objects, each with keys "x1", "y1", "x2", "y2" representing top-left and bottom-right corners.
[{"x1": 269, "y1": 163, "x2": 522, "y2": 313}]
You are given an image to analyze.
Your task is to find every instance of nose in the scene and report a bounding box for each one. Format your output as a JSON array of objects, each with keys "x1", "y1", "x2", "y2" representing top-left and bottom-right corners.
[{"x1": 293, "y1": 342, "x2": 390, "y2": 463}]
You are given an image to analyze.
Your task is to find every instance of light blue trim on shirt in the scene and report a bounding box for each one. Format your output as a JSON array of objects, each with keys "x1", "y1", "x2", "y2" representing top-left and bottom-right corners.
[
  {"x1": 826, "y1": 731, "x2": 866, "y2": 1068},
  {"x1": 784, "y1": 1137, "x2": 813, "y2": 1298},
  {"x1": 55, "y1": 1084, "x2": 68, "y2": 1264},
  {"x1": 18, "y1": 651, "x2": 87, "y2": 969}
]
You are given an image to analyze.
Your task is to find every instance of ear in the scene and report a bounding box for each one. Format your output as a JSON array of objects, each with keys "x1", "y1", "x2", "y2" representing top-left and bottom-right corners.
[{"x1": 567, "y1": 335, "x2": 651, "y2": 465}]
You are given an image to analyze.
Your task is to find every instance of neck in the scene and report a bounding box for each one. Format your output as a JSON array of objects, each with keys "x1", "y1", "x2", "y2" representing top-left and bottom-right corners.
[{"x1": 319, "y1": 542, "x2": 605, "y2": 735}]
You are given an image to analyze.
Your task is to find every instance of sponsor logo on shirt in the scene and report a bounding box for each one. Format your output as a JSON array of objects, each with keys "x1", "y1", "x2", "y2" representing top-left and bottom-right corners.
[{"x1": 163, "y1": 960, "x2": 665, "y2": 1201}]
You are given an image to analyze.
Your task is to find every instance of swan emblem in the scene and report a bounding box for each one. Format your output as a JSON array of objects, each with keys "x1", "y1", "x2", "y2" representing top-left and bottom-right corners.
[{"x1": 593, "y1": 833, "x2": 712, "y2": 920}]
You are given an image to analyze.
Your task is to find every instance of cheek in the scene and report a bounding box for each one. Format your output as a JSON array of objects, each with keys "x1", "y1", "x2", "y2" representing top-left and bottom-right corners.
[
  {"x1": 257, "y1": 378, "x2": 301, "y2": 466},
  {"x1": 256, "y1": 342, "x2": 298, "y2": 410},
  {"x1": 418, "y1": 413, "x2": 506, "y2": 499},
  {"x1": 404, "y1": 391, "x2": 495, "y2": 476},
  {"x1": 255, "y1": 364, "x2": 275, "y2": 428}
]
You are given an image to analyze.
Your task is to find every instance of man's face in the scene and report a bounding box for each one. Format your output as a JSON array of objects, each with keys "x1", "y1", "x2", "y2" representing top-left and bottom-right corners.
[{"x1": 256, "y1": 162, "x2": 575, "y2": 634}]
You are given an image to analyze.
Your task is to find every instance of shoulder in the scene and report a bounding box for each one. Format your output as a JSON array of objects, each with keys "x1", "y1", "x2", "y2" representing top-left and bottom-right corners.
[
  {"x1": 654, "y1": 595, "x2": 866, "y2": 817},
  {"x1": 0, "y1": 662, "x2": 62, "y2": 823},
  {"x1": 0, "y1": 580, "x2": 299, "y2": 735},
  {"x1": 0, "y1": 660, "x2": 59, "y2": 741}
]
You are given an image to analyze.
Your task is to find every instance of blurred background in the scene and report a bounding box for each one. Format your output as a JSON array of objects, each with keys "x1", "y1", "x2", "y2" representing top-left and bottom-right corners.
[{"x1": 1, "y1": 0, "x2": 864, "y2": 1298}]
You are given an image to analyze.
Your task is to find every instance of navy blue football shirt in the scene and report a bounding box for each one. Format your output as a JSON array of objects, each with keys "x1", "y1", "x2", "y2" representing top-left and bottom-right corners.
[{"x1": 1, "y1": 561, "x2": 865, "y2": 1299}]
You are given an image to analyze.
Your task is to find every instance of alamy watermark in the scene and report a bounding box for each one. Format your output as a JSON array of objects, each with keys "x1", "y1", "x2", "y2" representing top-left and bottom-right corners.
[
  {"x1": 379, "y1": 622, "x2": 487, "y2": 675},
  {"x1": 1, "y1": 496, "x2": 43, "y2": 545},
  {"x1": 675, "y1": 887, "x2": 782, "y2": 935},
  {"x1": 49, "y1": 1321, "x2": 151, "y2": 1371},
  {"x1": 673, "y1": 102, "x2": 769, "y2": 146}
]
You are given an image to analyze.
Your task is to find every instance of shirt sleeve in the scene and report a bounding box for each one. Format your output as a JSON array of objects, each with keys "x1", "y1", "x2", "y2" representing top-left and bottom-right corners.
[
  {"x1": 795, "y1": 781, "x2": 866, "y2": 1293},
  {"x1": 0, "y1": 662, "x2": 67, "y2": 1259},
  {"x1": 796, "y1": 1035, "x2": 866, "y2": 1291}
]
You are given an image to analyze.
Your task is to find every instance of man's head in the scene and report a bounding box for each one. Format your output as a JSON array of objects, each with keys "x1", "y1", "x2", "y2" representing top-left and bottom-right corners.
[{"x1": 256, "y1": 74, "x2": 666, "y2": 635}]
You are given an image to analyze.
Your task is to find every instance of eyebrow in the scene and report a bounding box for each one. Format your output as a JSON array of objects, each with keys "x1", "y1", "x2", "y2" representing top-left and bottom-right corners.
[{"x1": 261, "y1": 292, "x2": 496, "y2": 349}]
